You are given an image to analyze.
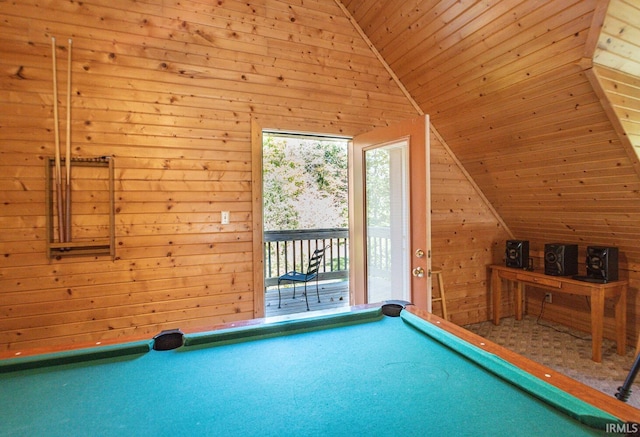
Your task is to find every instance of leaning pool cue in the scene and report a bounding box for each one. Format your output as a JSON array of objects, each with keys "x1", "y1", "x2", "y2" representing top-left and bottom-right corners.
[
  {"x1": 65, "y1": 38, "x2": 72, "y2": 242},
  {"x1": 51, "y1": 36, "x2": 65, "y2": 244}
]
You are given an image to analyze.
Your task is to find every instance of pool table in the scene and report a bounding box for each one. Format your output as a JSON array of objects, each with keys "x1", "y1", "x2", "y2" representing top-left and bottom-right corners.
[{"x1": 1, "y1": 304, "x2": 638, "y2": 436}]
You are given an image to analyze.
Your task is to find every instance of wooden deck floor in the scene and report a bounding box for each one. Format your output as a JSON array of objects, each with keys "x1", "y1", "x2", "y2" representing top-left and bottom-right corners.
[{"x1": 264, "y1": 280, "x2": 350, "y2": 317}]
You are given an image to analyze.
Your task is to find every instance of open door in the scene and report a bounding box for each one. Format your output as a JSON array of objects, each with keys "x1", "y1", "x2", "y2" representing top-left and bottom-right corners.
[{"x1": 349, "y1": 115, "x2": 431, "y2": 310}]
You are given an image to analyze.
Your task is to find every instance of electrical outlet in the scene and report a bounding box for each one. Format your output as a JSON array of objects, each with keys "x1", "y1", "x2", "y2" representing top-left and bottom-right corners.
[
  {"x1": 544, "y1": 293, "x2": 552, "y2": 304},
  {"x1": 221, "y1": 211, "x2": 230, "y2": 225}
]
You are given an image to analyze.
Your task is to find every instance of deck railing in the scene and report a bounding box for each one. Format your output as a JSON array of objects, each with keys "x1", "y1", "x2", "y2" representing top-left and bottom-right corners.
[
  {"x1": 264, "y1": 228, "x2": 349, "y2": 287},
  {"x1": 263, "y1": 227, "x2": 394, "y2": 287},
  {"x1": 365, "y1": 226, "x2": 392, "y2": 276}
]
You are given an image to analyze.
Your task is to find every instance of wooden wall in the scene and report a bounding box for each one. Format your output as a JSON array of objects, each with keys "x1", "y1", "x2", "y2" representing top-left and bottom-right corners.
[
  {"x1": 0, "y1": 0, "x2": 506, "y2": 353},
  {"x1": 5, "y1": 0, "x2": 635, "y2": 354},
  {"x1": 344, "y1": 0, "x2": 640, "y2": 348},
  {"x1": 430, "y1": 131, "x2": 511, "y2": 324}
]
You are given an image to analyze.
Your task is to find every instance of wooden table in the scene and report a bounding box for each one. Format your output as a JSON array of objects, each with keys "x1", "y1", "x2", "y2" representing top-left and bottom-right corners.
[{"x1": 490, "y1": 265, "x2": 627, "y2": 363}]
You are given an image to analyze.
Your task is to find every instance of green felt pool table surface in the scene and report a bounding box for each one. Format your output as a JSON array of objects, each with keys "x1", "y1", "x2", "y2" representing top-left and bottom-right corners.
[{"x1": 0, "y1": 305, "x2": 638, "y2": 436}]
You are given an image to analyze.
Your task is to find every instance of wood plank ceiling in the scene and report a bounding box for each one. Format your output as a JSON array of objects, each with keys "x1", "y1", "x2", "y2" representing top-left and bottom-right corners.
[
  {"x1": 341, "y1": 0, "x2": 640, "y2": 339},
  {"x1": 342, "y1": 0, "x2": 640, "y2": 264}
]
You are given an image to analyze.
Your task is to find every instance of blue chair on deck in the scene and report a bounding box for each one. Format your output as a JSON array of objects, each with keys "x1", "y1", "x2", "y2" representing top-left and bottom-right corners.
[{"x1": 277, "y1": 247, "x2": 326, "y2": 311}]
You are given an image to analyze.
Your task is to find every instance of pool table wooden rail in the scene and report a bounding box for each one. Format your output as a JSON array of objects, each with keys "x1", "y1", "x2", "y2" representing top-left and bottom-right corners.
[
  {"x1": 406, "y1": 306, "x2": 640, "y2": 424},
  {"x1": 0, "y1": 304, "x2": 379, "y2": 360}
]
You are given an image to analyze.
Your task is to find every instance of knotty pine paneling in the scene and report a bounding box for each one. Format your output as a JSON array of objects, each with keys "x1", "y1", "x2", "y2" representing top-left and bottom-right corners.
[
  {"x1": 430, "y1": 132, "x2": 511, "y2": 325},
  {"x1": 0, "y1": 0, "x2": 416, "y2": 352},
  {"x1": 6, "y1": 0, "x2": 637, "y2": 353},
  {"x1": 345, "y1": 0, "x2": 639, "y2": 347},
  {"x1": 0, "y1": 0, "x2": 509, "y2": 353}
]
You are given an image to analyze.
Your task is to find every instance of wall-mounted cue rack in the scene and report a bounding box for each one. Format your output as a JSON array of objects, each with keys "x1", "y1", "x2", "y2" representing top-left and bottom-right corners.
[{"x1": 45, "y1": 156, "x2": 115, "y2": 259}]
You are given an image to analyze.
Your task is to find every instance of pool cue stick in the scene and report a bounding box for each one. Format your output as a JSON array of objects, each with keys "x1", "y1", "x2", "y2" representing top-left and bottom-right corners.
[
  {"x1": 51, "y1": 36, "x2": 65, "y2": 244},
  {"x1": 65, "y1": 38, "x2": 72, "y2": 242}
]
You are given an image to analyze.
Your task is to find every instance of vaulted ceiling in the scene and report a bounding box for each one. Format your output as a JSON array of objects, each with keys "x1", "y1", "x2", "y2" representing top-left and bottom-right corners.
[{"x1": 341, "y1": 0, "x2": 640, "y2": 260}]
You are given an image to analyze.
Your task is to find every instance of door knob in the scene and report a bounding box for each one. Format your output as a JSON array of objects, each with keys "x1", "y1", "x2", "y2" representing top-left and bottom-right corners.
[{"x1": 412, "y1": 267, "x2": 425, "y2": 277}]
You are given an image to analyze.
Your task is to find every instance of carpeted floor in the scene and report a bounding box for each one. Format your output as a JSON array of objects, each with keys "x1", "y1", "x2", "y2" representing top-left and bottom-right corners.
[{"x1": 464, "y1": 315, "x2": 640, "y2": 410}]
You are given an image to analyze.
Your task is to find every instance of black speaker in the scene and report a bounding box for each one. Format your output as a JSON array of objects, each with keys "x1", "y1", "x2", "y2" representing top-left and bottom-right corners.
[
  {"x1": 586, "y1": 246, "x2": 618, "y2": 282},
  {"x1": 505, "y1": 240, "x2": 529, "y2": 269},
  {"x1": 544, "y1": 243, "x2": 578, "y2": 276}
]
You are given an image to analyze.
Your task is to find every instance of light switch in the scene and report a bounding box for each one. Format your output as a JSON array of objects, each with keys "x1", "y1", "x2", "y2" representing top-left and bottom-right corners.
[{"x1": 221, "y1": 211, "x2": 230, "y2": 225}]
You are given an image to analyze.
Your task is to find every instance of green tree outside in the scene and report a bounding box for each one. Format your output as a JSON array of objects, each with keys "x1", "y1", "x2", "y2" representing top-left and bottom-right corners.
[{"x1": 262, "y1": 134, "x2": 348, "y2": 231}]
